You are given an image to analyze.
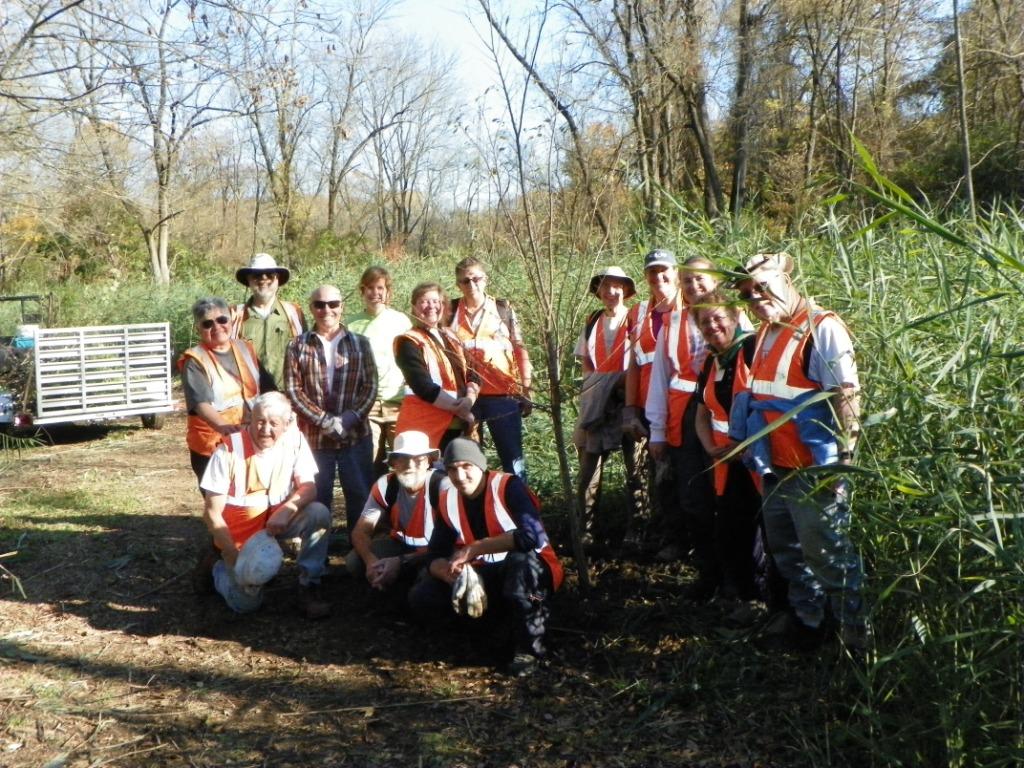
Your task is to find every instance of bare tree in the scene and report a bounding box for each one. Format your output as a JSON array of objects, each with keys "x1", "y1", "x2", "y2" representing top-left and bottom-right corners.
[
  {"x1": 57, "y1": 0, "x2": 229, "y2": 284},
  {"x1": 358, "y1": 37, "x2": 459, "y2": 253}
]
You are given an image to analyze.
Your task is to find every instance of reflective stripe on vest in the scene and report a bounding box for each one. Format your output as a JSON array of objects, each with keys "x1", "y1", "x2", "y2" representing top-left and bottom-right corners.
[
  {"x1": 587, "y1": 312, "x2": 629, "y2": 373},
  {"x1": 441, "y1": 473, "x2": 512, "y2": 564},
  {"x1": 400, "y1": 329, "x2": 457, "y2": 400},
  {"x1": 223, "y1": 430, "x2": 294, "y2": 509},
  {"x1": 711, "y1": 418, "x2": 729, "y2": 435},
  {"x1": 280, "y1": 302, "x2": 304, "y2": 336},
  {"x1": 371, "y1": 474, "x2": 436, "y2": 548}
]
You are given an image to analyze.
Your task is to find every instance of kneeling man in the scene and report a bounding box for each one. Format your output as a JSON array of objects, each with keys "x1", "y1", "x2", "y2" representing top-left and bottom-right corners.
[
  {"x1": 347, "y1": 430, "x2": 446, "y2": 595},
  {"x1": 199, "y1": 391, "x2": 332, "y2": 619},
  {"x1": 409, "y1": 438, "x2": 563, "y2": 675}
]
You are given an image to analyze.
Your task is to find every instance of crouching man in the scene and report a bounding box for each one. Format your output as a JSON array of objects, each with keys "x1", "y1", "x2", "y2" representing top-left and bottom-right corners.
[
  {"x1": 408, "y1": 438, "x2": 563, "y2": 676},
  {"x1": 198, "y1": 391, "x2": 332, "y2": 619},
  {"x1": 346, "y1": 430, "x2": 446, "y2": 597}
]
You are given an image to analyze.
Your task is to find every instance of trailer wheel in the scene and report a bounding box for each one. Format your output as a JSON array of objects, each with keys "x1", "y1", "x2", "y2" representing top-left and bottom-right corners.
[{"x1": 141, "y1": 413, "x2": 165, "y2": 430}]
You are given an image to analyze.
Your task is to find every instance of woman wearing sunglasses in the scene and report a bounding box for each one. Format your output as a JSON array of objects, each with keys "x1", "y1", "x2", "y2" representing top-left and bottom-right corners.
[{"x1": 179, "y1": 297, "x2": 261, "y2": 485}]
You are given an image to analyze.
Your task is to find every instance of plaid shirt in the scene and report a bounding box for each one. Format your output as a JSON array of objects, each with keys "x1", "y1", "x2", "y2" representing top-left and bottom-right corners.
[{"x1": 285, "y1": 328, "x2": 377, "y2": 450}]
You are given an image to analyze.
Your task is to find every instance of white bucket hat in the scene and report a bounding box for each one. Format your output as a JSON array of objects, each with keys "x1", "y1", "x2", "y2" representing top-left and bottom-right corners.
[
  {"x1": 387, "y1": 430, "x2": 440, "y2": 462},
  {"x1": 589, "y1": 266, "x2": 637, "y2": 299},
  {"x1": 236, "y1": 253, "x2": 291, "y2": 286},
  {"x1": 233, "y1": 530, "x2": 283, "y2": 587}
]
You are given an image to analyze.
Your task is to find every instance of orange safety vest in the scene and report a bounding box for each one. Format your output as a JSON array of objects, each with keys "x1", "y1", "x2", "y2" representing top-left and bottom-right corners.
[
  {"x1": 368, "y1": 473, "x2": 437, "y2": 550},
  {"x1": 629, "y1": 300, "x2": 672, "y2": 403},
  {"x1": 230, "y1": 300, "x2": 305, "y2": 339},
  {"x1": 218, "y1": 429, "x2": 295, "y2": 549},
  {"x1": 748, "y1": 307, "x2": 840, "y2": 470},
  {"x1": 584, "y1": 310, "x2": 630, "y2": 373},
  {"x1": 451, "y1": 297, "x2": 521, "y2": 396},
  {"x1": 661, "y1": 308, "x2": 706, "y2": 447},
  {"x1": 178, "y1": 340, "x2": 260, "y2": 456},
  {"x1": 702, "y1": 345, "x2": 753, "y2": 496},
  {"x1": 439, "y1": 471, "x2": 564, "y2": 590},
  {"x1": 394, "y1": 327, "x2": 462, "y2": 448}
]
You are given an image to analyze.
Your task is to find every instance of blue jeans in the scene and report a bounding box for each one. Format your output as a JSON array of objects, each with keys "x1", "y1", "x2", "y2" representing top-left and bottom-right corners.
[
  {"x1": 314, "y1": 435, "x2": 373, "y2": 531},
  {"x1": 473, "y1": 396, "x2": 526, "y2": 481},
  {"x1": 212, "y1": 501, "x2": 331, "y2": 613},
  {"x1": 761, "y1": 470, "x2": 865, "y2": 630}
]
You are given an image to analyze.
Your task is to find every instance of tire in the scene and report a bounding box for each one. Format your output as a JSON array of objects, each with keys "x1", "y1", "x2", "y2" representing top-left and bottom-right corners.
[{"x1": 141, "y1": 413, "x2": 165, "y2": 430}]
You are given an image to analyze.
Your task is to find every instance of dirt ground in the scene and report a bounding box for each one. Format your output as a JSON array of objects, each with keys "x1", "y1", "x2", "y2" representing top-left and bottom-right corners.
[{"x1": 0, "y1": 414, "x2": 851, "y2": 768}]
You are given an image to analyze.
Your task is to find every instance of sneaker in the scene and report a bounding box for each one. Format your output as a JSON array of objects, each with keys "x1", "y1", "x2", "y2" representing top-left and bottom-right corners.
[
  {"x1": 191, "y1": 544, "x2": 219, "y2": 596},
  {"x1": 298, "y1": 583, "x2": 332, "y2": 620},
  {"x1": 508, "y1": 652, "x2": 539, "y2": 678}
]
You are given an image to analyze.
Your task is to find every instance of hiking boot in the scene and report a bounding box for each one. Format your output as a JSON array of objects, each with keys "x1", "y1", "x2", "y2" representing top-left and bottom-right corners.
[
  {"x1": 298, "y1": 583, "x2": 332, "y2": 620},
  {"x1": 509, "y1": 652, "x2": 539, "y2": 678},
  {"x1": 191, "y1": 544, "x2": 219, "y2": 596}
]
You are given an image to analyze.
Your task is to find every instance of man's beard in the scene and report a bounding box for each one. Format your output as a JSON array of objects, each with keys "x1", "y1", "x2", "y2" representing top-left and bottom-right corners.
[
  {"x1": 396, "y1": 469, "x2": 425, "y2": 492},
  {"x1": 252, "y1": 285, "x2": 276, "y2": 304}
]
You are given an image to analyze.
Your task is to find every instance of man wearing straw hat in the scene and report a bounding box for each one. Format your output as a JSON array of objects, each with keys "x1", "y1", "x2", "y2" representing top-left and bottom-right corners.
[
  {"x1": 346, "y1": 430, "x2": 447, "y2": 597},
  {"x1": 232, "y1": 253, "x2": 307, "y2": 392},
  {"x1": 733, "y1": 252, "x2": 866, "y2": 652}
]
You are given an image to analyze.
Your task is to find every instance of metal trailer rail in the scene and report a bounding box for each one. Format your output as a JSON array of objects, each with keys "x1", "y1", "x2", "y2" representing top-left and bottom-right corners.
[{"x1": 31, "y1": 322, "x2": 175, "y2": 425}]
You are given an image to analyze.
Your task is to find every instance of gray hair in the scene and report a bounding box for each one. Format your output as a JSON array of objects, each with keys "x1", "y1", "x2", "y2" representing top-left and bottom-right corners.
[
  {"x1": 192, "y1": 297, "x2": 230, "y2": 322},
  {"x1": 250, "y1": 391, "x2": 294, "y2": 423}
]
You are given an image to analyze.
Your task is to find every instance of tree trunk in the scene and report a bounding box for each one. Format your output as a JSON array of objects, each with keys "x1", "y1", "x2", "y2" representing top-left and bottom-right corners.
[
  {"x1": 952, "y1": 0, "x2": 977, "y2": 220},
  {"x1": 730, "y1": 0, "x2": 755, "y2": 219}
]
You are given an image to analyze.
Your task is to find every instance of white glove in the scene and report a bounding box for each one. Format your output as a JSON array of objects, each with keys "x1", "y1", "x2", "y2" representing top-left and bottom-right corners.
[
  {"x1": 320, "y1": 415, "x2": 346, "y2": 440},
  {"x1": 464, "y1": 567, "x2": 487, "y2": 617},
  {"x1": 451, "y1": 566, "x2": 486, "y2": 618}
]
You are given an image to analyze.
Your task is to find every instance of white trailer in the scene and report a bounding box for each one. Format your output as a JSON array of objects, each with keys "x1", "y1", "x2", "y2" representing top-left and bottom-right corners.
[{"x1": 0, "y1": 322, "x2": 176, "y2": 429}]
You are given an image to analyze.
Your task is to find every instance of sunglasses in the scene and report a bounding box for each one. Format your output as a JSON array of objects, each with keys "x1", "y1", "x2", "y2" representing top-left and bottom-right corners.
[
  {"x1": 738, "y1": 283, "x2": 771, "y2": 302},
  {"x1": 250, "y1": 271, "x2": 278, "y2": 280},
  {"x1": 312, "y1": 299, "x2": 342, "y2": 310},
  {"x1": 458, "y1": 275, "x2": 485, "y2": 286},
  {"x1": 200, "y1": 315, "x2": 230, "y2": 330}
]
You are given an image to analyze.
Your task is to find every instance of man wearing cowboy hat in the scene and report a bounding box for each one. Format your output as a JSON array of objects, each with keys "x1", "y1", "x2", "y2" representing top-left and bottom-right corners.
[
  {"x1": 346, "y1": 430, "x2": 448, "y2": 596},
  {"x1": 232, "y1": 253, "x2": 307, "y2": 392}
]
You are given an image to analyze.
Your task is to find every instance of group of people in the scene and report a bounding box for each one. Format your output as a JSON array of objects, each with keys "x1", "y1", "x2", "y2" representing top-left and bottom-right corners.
[
  {"x1": 179, "y1": 244, "x2": 868, "y2": 676},
  {"x1": 181, "y1": 254, "x2": 552, "y2": 675},
  {"x1": 574, "y1": 249, "x2": 866, "y2": 652}
]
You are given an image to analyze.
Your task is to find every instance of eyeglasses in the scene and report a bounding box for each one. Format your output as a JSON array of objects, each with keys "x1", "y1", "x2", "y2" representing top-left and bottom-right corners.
[
  {"x1": 250, "y1": 271, "x2": 278, "y2": 281},
  {"x1": 199, "y1": 315, "x2": 230, "y2": 330},
  {"x1": 458, "y1": 275, "x2": 485, "y2": 286},
  {"x1": 738, "y1": 283, "x2": 771, "y2": 302},
  {"x1": 312, "y1": 299, "x2": 342, "y2": 310}
]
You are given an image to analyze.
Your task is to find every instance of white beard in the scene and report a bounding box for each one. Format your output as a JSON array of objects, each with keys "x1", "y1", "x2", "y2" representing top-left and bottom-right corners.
[{"x1": 396, "y1": 469, "x2": 426, "y2": 492}]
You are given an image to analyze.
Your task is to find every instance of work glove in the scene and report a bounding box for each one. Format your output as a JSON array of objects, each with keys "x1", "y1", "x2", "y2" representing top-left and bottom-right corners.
[
  {"x1": 320, "y1": 415, "x2": 346, "y2": 440},
  {"x1": 451, "y1": 566, "x2": 487, "y2": 618}
]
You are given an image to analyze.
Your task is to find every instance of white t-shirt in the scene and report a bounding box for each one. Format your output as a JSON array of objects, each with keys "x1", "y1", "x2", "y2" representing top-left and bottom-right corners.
[
  {"x1": 315, "y1": 331, "x2": 346, "y2": 395},
  {"x1": 201, "y1": 428, "x2": 318, "y2": 502}
]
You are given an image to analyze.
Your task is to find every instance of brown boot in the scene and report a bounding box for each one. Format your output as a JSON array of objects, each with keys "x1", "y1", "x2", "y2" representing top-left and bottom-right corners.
[{"x1": 298, "y1": 583, "x2": 331, "y2": 620}]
